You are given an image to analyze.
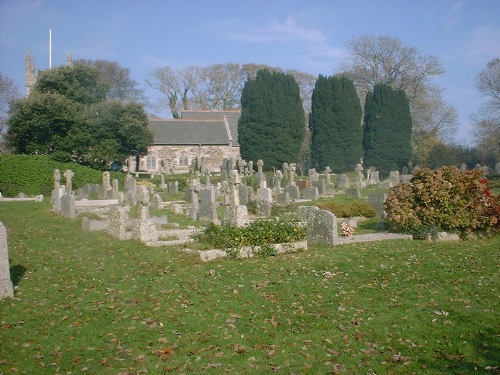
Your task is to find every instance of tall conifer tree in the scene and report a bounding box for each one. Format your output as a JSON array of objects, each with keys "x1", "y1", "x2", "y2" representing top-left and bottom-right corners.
[
  {"x1": 363, "y1": 83, "x2": 412, "y2": 178},
  {"x1": 238, "y1": 70, "x2": 305, "y2": 169},
  {"x1": 310, "y1": 75, "x2": 362, "y2": 172}
]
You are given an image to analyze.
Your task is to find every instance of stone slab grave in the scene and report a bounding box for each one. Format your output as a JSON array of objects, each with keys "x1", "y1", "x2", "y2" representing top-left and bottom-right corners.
[
  {"x1": 0, "y1": 193, "x2": 43, "y2": 202},
  {"x1": 0, "y1": 222, "x2": 14, "y2": 298}
]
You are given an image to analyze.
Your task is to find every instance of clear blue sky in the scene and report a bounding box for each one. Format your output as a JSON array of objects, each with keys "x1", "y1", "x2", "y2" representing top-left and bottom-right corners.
[{"x1": 1, "y1": 0, "x2": 499, "y2": 144}]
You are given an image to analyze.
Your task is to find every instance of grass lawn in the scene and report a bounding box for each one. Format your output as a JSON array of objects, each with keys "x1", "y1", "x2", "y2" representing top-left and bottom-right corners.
[{"x1": 0, "y1": 201, "x2": 499, "y2": 374}]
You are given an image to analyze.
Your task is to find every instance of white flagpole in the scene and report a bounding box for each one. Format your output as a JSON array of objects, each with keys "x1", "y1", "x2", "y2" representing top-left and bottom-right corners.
[{"x1": 49, "y1": 28, "x2": 52, "y2": 70}]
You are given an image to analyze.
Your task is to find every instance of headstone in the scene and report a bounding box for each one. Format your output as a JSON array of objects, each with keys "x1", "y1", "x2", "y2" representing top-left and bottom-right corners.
[
  {"x1": 151, "y1": 193, "x2": 163, "y2": 210},
  {"x1": 338, "y1": 175, "x2": 350, "y2": 189},
  {"x1": 60, "y1": 192, "x2": 76, "y2": 218},
  {"x1": 107, "y1": 207, "x2": 131, "y2": 240},
  {"x1": 289, "y1": 163, "x2": 297, "y2": 187},
  {"x1": 0, "y1": 223, "x2": 14, "y2": 298},
  {"x1": 64, "y1": 169, "x2": 74, "y2": 194},
  {"x1": 307, "y1": 210, "x2": 338, "y2": 245},
  {"x1": 297, "y1": 206, "x2": 319, "y2": 224},
  {"x1": 257, "y1": 200, "x2": 272, "y2": 216},
  {"x1": 389, "y1": 171, "x2": 400, "y2": 186},
  {"x1": 312, "y1": 180, "x2": 326, "y2": 195},
  {"x1": 239, "y1": 184, "x2": 250, "y2": 205},
  {"x1": 324, "y1": 166, "x2": 332, "y2": 185},
  {"x1": 308, "y1": 168, "x2": 319, "y2": 182},
  {"x1": 459, "y1": 163, "x2": 467, "y2": 171},
  {"x1": 248, "y1": 160, "x2": 254, "y2": 176},
  {"x1": 368, "y1": 193, "x2": 388, "y2": 218},
  {"x1": 286, "y1": 185, "x2": 300, "y2": 201},
  {"x1": 199, "y1": 188, "x2": 219, "y2": 224},
  {"x1": 303, "y1": 186, "x2": 319, "y2": 200},
  {"x1": 223, "y1": 170, "x2": 249, "y2": 227},
  {"x1": 276, "y1": 191, "x2": 290, "y2": 205},
  {"x1": 275, "y1": 170, "x2": 283, "y2": 192},
  {"x1": 345, "y1": 187, "x2": 361, "y2": 198},
  {"x1": 168, "y1": 181, "x2": 179, "y2": 194}
]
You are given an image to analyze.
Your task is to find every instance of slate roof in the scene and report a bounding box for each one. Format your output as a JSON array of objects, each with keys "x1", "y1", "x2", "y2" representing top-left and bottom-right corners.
[
  {"x1": 149, "y1": 110, "x2": 241, "y2": 146},
  {"x1": 181, "y1": 110, "x2": 240, "y2": 146}
]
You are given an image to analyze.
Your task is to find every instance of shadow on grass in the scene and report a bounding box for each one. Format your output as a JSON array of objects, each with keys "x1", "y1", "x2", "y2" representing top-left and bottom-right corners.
[{"x1": 9, "y1": 263, "x2": 26, "y2": 286}]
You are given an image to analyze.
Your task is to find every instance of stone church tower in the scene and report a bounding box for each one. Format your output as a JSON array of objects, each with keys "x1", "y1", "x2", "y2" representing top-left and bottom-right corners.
[{"x1": 25, "y1": 49, "x2": 37, "y2": 96}]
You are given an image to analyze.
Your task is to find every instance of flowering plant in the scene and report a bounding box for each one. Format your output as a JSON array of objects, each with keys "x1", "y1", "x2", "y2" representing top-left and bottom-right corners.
[{"x1": 341, "y1": 222, "x2": 354, "y2": 237}]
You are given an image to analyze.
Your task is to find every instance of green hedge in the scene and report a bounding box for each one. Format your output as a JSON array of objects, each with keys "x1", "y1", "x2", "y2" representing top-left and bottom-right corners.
[{"x1": 0, "y1": 154, "x2": 125, "y2": 197}]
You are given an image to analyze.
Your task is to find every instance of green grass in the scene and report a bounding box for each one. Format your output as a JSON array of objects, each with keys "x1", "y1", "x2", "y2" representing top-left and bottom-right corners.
[{"x1": 0, "y1": 201, "x2": 499, "y2": 374}]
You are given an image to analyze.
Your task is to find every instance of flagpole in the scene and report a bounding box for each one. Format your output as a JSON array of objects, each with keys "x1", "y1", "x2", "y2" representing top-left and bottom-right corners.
[{"x1": 49, "y1": 28, "x2": 52, "y2": 70}]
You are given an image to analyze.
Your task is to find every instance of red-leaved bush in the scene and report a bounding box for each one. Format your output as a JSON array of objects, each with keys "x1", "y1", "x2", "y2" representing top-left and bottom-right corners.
[{"x1": 384, "y1": 166, "x2": 500, "y2": 238}]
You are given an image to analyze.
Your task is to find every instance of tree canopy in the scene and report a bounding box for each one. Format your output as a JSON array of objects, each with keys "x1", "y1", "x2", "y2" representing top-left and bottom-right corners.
[
  {"x1": 363, "y1": 83, "x2": 412, "y2": 177},
  {"x1": 310, "y1": 75, "x2": 362, "y2": 172},
  {"x1": 238, "y1": 70, "x2": 305, "y2": 169},
  {"x1": 6, "y1": 63, "x2": 152, "y2": 170}
]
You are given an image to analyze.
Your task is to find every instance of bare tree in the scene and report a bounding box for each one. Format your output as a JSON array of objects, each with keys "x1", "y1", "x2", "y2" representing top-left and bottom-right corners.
[
  {"x1": 0, "y1": 73, "x2": 20, "y2": 152},
  {"x1": 471, "y1": 58, "x2": 500, "y2": 159},
  {"x1": 76, "y1": 60, "x2": 146, "y2": 104},
  {"x1": 286, "y1": 69, "x2": 317, "y2": 118},
  {"x1": 339, "y1": 35, "x2": 457, "y2": 163},
  {"x1": 146, "y1": 65, "x2": 199, "y2": 119}
]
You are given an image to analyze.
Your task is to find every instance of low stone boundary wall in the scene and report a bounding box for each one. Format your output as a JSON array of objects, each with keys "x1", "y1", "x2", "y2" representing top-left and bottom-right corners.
[{"x1": 199, "y1": 240, "x2": 308, "y2": 261}]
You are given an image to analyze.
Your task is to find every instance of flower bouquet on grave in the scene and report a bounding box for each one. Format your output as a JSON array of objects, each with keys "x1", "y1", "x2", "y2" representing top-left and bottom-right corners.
[{"x1": 341, "y1": 222, "x2": 354, "y2": 237}]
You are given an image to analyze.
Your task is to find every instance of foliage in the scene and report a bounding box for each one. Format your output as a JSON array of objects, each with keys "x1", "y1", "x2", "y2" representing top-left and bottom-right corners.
[
  {"x1": 0, "y1": 154, "x2": 124, "y2": 197},
  {"x1": 310, "y1": 75, "x2": 362, "y2": 172},
  {"x1": 0, "y1": 73, "x2": 20, "y2": 147},
  {"x1": 315, "y1": 200, "x2": 377, "y2": 218},
  {"x1": 384, "y1": 166, "x2": 500, "y2": 237},
  {"x1": 238, "y1": 70, "x2": 306, "y2": 169},
  {"x1": 192, "y1": 220, "x2": 306, "y2": 249},
  {"x1": 6, "y1": 63, "x2": 152, "y2": 169},
  {"x1": 1, "y1": 201, "x2": 499, "y2": 373},
  {"x1": 363, "y1": 83, "x2": 412, "y2": 178},
  {"x1": 340, "y1": 34, "x2": 458, "y2": 163}
]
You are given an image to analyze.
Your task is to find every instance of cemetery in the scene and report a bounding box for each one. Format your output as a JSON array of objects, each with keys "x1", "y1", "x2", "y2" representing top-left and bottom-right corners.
[{"x1": 0, "y1": 156, "x2": 499, "y2": 373}]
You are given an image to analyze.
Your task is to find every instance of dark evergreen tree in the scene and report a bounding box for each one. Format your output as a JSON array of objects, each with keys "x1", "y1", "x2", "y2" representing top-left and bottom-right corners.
[
  {"x1": 238, "y1": 70, "x2": 305, "y2": 169},
  {"x1": 310, "y1": 75, "x2": 362, "y2": 172},
  {"x1": 363, "y1": 83, "x2": 412, "y2": 178}
]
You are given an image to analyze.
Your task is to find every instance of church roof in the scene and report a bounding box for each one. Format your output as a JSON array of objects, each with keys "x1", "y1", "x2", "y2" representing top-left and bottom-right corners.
[
  {"x1": 181, "y1": 110, "x2": 240, "y2": 146},
  {"x1": 149, "y1": 119, "x2": 233, "y2": 146},
  {"x1": 149, "y1": 110, "x2": 241, "y2": 146}
]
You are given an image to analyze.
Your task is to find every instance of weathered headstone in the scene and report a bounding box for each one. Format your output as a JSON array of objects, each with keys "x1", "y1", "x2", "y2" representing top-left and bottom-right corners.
[
  {"x1": 307, "y1": 210, "x2": 338, "y2": 245},
  {"x1": 151, "y1": 193, "x2": 163, "y2": 210},
  {"x1": 368, "y1": 193, "x2": 388, "y2": 218},
  {"x1": 338, "y1": 175, "x2": 350, "y2": 189},
  {"x1": 303, "y1": 186, "x2": 319, "y2": 200},
  {"x1": 199, "y1": 188, "x2": 219, "y2": 224},
  {"x1": 297, "y1": 205, "x2": 319, "y2": 224},
  {"x1": 108, "y1": 207, "x2": 131, "y2": 240},
  {"x1": 223, "y1": 170, "x2": 249, "y2": 227},
  {"x1": 389, "y1": 171, "x2": 400, "y2": 186},
  {"x1": 0, "y1": 222, "x2": 14, "y2": 298},
  {"x1": 312, "y1": 180, "x2": 326, "y2": 195}
]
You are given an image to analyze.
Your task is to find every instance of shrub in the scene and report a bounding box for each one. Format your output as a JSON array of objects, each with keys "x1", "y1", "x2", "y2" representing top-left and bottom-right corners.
[
  {"x1": 384, "y1": 166, "x2": 500, "y2": 237},
  {"x1": 315, "y1": 201, "x2": 376, "y2": 218},
  {"x1": 192, "y1": 220, "x2": 306, "y2": 250},
  {"x1": 0, "y1": 154, "x2": 125, "y2": 197}
]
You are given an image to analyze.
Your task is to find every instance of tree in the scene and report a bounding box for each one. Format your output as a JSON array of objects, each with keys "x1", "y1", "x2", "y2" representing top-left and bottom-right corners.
[
  {"x1": 363, "y1": 83, "x2": 412, "y2": 177},
  {"x1": 7, "y1": 64, "x2": 152, "y2": 169},
  {"x1": 471, "y1": 58, "x2": 500, "y2": 162},
  {"x1": 34, "y1": 63, "x2": 107, "y2": 105},
  {"x1": 310, "y1": 75, "x2": 362, "y2": 172},
  {"x1": 340, "y1": 35, "x2": 457, "y2": 162},
  {"x1": 0, "y1": 74, "x2": 20, "y2": 151},
  {"x1": 76, "y1": 60, "x2": 147, "y2": 103},
  {"x1": 285, "y1": 69, "x2": 316, "y2": 117},
  {"x1": 238, "y1": 70, "x2": 305, "y2": 169}
]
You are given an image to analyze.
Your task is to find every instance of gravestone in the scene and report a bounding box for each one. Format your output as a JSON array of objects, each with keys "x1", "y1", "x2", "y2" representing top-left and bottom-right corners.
[
  {"x1": 338, "y1": 175, "x2": 350, "y2": 189},
  {"x1": 303, "y1": 186, "x2": 319, "y2": 200},
  {"x1": 151, "y1": 193, "x2": 163, "y2": 210},
  {"x1": 324, "y1": 166, "x2": 332, "y2": 185},
  {"x1": 60, "y1": 170, "x2": 76, "y2": 218},
  {"x1": 307, "y1": 210, "x2": 338, "y2": 245},
  {"x1": 199, "y1": 188, "x2": 218, "y2": 224},
  {"x1": 345, "y1": 187, "x2": 361, "y2": 198},
  {"x1": 108, "y1": 207, "x2": 131, "y2": 240},
  {"x1": 223, "y1": 170, "x2": 249, "y2": 227},
  {"x1": 312, "y1": 180, "x2": 326, "y2": 195},
  {"x1": 368, "y1": 193, "x2": 388, "y2": 218},
  {"x1": 297, "y1": 205, "x2": 319, "y2": 224},
  {"x1": 256, "y1": 183, "x2": 273, "y2": 216},
  {"x1": 168, "y1": 181, "x2": 179, "y2": 194},
  {"x1": 0, "y1": 223, "x2": 14, "y2": 298},
  {"x1": 389, "y1": 171, "x2": 400, "y2": 186},
  {"x1": 276, "y1": 191, "x2": 290, "y2": 205},
  {"x1": 459, "y1": 163, "x2": 467, "y2": 171},
  {"x1": 133, "y1": 187, "x2": 158, "y2": 242}
]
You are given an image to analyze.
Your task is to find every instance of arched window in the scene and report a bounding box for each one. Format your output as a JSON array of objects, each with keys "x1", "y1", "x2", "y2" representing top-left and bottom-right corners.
[
  {"x1": 179, "y1": 151, "x2": 189, "y2": 166},
  {"x1": 146, "y1": 153, "x2": 156, "y2": 171}
]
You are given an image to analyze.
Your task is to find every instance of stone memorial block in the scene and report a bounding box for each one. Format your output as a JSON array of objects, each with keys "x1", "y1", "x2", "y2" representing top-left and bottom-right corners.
[
  {"x1": 276, "y1": 192, "x2": 290, "y2": 205},
  {"x1": 308, "y1": 168, "x2": 319, "y2": 182},
  {"x1": 286, "y1": 185, "x2": 300, "y2": 201},
  {"x1": 126, "y1": 175, "x2": 137, "y2": 194},
  {"x1": 389, "y1": 171, "x2": 400, "y2": 186},
  {"x1": 368, "y1": 193, "x2": 388, "y2": 218},
  {"x1": 324, "y1": 166, "x2": 332, "y2": 185},
  {"x1": 257, "y1": 200, "x2": 272, "y2": 216},
  {"x1": 151, "y1": 194, "x2": 164, "y2": 210},
  {"x1": 64, "y1": 169, "x2": 74, "y2": 194},
  {"x1": 303, "y1": 186, "x2": 319, "y2": 201},
  {"x1": 345, "y1": 188, "x2": 361, "y2": 198},
  {"x1": 0, "y1": 222, "x2": 14, "y2": 298},
  {"x1": 368, "y1": 170, "x2": 380, "y2": 184},
  {"x1": 459, "y1": 163, "x2": 467, "y2": 171},
  {"x1": 199, "y1": 188, "x2": 218, "y2": 224},
  {"x1": 307, "y1": 210, "x2": 338, "y2": 245},
  {"x1": 401, "y1": 174, "x2": 412, "y2": 183},
  {"x1": 257, "y1": 186, "x2": 272, "y2": 202},
  {"x1": 108, "y1": 207, "x2": 132, "y2": 240},
  {"x1": 288, "y1": 163, "x2": 297, "y2": 186},
  {"x1": 338, "y1": 175, "x2": 350, "y2": 189},
  {"x1": 312, "y1": 180, "x2": 326, "y2": 195},
  {"x1": 297, "y1": 205, "x2": 319, "y2": 224},
  {"x1": 239, "y1": 184, "x2": 250, "y2": 205},
  {"x1": 60, "y1": 193, "x2": 76, "y2": 218},
  {"x1": 169, "y1": 181, "x2": 179, "y2": 194},
  {"x1": 223, "y1": 205, "x2": 249, "y2": 227}
]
